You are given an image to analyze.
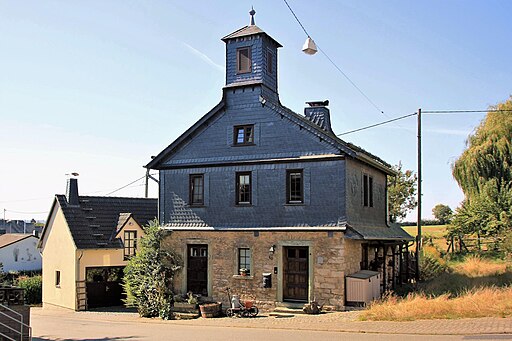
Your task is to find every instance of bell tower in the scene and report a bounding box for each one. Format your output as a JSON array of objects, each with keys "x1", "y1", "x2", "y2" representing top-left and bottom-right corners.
[{"x1": 221, "y1": 9, "x2": 282, "y2": 96}]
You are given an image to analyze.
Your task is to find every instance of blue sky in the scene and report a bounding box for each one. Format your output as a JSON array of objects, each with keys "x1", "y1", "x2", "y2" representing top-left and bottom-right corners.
[{"x1": 1, "y1": 1, "x2": 510, "y2": 221}]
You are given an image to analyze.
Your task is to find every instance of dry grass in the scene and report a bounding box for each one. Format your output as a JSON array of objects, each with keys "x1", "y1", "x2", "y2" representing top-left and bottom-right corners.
[
  {"x1": 360, "y1": 286, "x2": 512, "y2": 321},
  {"x1": 451, "y1": 255, "x2": 508, "y2": 277}
]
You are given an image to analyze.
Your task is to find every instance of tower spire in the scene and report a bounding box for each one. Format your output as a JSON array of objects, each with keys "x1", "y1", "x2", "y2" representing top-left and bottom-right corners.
[{"x1": 249, "y1": 7, "x2": 256, "y2": 26}]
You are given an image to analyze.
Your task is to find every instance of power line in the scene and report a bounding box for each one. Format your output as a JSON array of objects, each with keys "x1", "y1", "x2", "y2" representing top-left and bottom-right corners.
[
  {"x1": 337, "y1": 113, "x2": 417, "y2": 136},
  {"x1": 282, "y1": 0, "x2": 386, "y2": 116},
  {"x1": 5, "y1": 209, "x2": 48, "y2": 215},
  {"x1": 282, "y1": 0, "x2": 310, "y2": 37},
  {"x1": 105, "y1": 173, "x2": 157, "y2": 196},
  {"x1": 423, "y1": 109, "x2": 512, "y2": 114}
]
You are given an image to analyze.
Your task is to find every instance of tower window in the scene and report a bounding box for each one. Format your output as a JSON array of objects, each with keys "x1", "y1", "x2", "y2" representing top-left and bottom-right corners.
[
  {"x1": 267, "y1": 50, "x2": 273, "y2": 74},
  {"x1": 237, "y1": 47, "x2": 252, "y2": 73}
]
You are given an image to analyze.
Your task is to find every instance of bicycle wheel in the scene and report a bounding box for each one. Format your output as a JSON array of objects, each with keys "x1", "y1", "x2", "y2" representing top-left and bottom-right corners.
[
  {"x1": 226, "y1": 308, "x2": 235, "y2": 317},
  {"x1": 249, "y1": 306, "x2": 258, "y2": 317}
]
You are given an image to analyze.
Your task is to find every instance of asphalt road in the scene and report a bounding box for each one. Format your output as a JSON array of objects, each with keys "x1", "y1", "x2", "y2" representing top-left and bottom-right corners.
[{"x1": 30, "y1": 309, "x2": 508, "y2": 341}]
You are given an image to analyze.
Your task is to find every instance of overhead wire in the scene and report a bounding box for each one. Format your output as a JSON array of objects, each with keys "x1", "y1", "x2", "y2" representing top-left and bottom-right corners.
[
  {"x1": 281, "y1": 0, "x2": 416, "y2": 135},
  {"x1": 338, "y1": 113, "x2": 417, "y2": 136},
  {"x1": 337, "y1": 108, "x2": 511, "y2": 136},
  {"x1": 105, "y1": 173, "x2": 157, "y2": 196}
]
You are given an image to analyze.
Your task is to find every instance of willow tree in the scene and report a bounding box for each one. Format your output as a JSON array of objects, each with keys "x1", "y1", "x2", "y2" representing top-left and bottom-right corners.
[
  {"x1": 452, "y1": 97, "x2": 512, "y2": 198},
  {"x1": 451, "y1": 97, "x2": 512, "y2": 242}
]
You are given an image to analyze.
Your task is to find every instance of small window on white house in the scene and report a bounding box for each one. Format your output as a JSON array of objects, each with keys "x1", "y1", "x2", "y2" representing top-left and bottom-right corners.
[
  {"x1": 55, "y1": 270, "x2": 61, "y2": 287},
  {"x1": 124, "y1": 231, "x2": 137, "y2": 260}
]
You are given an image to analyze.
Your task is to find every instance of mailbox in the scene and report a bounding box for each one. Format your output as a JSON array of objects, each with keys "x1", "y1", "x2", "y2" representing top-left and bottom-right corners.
[{"x1": 263, "y1": 273, "x2": 272, "y2": 288}]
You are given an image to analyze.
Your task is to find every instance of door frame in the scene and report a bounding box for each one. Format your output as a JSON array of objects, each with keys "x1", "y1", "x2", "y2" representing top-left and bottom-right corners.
[
  {"x1": 182, "y1": 240, "x2": 211, "y2": 297},
  {"x1": 277, "y1": 241, "x2": 313, "y2": 303}
]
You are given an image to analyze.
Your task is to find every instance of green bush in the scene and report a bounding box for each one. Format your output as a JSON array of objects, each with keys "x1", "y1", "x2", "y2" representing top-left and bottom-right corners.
[
  {"x1": 419, "y1": 253, "x2": 447, "y2": 281},
  {"x1": 17, "y1": 275, "x2": 42, "y2": 305},
  {"x1": 123, "y1": 220, "x2": 182, "y2": 319}
]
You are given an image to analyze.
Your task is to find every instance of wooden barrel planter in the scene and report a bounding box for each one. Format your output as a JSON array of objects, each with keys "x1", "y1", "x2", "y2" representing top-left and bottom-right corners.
[{"x1": 199, "y1": 302, "x2": 222, "y2": 318}]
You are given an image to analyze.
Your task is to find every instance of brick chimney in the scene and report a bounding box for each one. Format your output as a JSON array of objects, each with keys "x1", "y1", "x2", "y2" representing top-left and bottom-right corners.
[
  {"x1": 66, "y1": 178, "x2": 79, "y2": 206},
  {"x1": 304, "y1": 100, "x2": 333, "y2": 134}
]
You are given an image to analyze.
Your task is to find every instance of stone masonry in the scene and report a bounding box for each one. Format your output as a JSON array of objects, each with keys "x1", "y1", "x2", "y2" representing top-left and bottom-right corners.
[{"x1": 162, "y1": 229, "x2": 363, "y2": 311}]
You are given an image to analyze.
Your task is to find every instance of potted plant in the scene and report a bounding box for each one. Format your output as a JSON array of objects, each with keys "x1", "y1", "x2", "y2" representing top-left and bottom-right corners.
[
  {"x1": 239, "y1": 268, "x2": 249, "y2": 276},
  {"x1": 199, "y1": 301, "x2": 222, "y2": 318},
  {"x1": 172, "y1": 292, "x2": 199, "y2": 313}
]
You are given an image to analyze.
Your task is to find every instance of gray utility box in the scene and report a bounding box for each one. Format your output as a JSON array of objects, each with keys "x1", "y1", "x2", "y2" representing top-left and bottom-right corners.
[{"x1": 345, "y1": 270, "x2": 381, "y2": 305}]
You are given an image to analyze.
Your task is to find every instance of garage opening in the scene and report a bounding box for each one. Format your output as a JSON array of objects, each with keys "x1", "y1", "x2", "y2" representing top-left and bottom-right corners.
[{"x1": 85, "y1": 266, "x2": 125, "y2": 308}]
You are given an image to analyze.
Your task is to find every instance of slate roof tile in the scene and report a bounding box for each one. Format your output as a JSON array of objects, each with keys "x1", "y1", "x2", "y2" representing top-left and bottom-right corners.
[{"x1": 55, "y1": 195, "x2": 157, "y2": 249}]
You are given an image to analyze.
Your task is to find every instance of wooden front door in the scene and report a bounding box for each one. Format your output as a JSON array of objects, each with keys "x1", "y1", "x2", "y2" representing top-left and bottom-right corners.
[
  {"x1": 187, "y1": 244, "x2": 208, "y2": 296},
  {"x1": 283, "y1": 246, "x2": 309, "y2": 302}
]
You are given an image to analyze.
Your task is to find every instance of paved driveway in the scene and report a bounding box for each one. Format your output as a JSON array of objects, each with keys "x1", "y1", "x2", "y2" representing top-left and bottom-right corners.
[{"x1": 31, "y1": 307, "x2": 512, "y2": 341}]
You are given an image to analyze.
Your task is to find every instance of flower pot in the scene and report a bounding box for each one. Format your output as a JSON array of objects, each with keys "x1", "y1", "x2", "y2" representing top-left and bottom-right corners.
[
  {"x1": 172, "y1": 302, "x2": 199, "y2": 313},
  {"x1": 199, "y1": 302, "x2": 222, "y2": 318}
]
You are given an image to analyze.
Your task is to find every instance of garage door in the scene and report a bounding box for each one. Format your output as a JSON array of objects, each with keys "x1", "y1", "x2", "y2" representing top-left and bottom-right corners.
[{"x1": 86, "y1": 266, "x2": 125, "y2": 308}]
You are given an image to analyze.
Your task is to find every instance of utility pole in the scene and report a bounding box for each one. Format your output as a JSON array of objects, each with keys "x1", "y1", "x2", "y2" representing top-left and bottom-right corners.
[
  {"x1": 416, "y1": 108, "x2": 422, "y2": 282},
  {"x1": 145, "y1": 169, "x2": 149, "y2": 198}
]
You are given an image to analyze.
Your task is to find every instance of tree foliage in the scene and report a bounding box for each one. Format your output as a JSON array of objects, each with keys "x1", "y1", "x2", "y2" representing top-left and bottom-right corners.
[
  {"x1": 432, "y1": 204, "x2": 453, "y2": 224},
  {"x1": 450, "y1": 97, "x2": 512, "y2": 245},
  {"x1": 388, "y1": 162, "x2": 418, "y2": 222},
  {"x1": 452, "y1": 97, "x2": 512, "y2": 198},
  {"x1": 123, "y1": 220, "x2": 182, "y2": 319}
]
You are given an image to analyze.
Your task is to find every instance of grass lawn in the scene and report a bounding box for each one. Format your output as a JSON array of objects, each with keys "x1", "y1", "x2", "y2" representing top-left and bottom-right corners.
[
  {"x1": 403, "y1": 225, "x2": 449, "y2": 251},
  {"x1": 402, "y1": 225, "x2": 448, "y2": 238}
]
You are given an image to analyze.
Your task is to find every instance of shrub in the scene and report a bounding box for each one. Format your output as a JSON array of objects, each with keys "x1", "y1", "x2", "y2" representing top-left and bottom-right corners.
[
  {"x1": 419, "y1": 246, "x2": 447, "y2": 281},
  {"x1": 17, "y1": 275, "x2": 42, "y2": 305},
  {"x1": 123, "y1": 220, "x2": 182, "y2": 319}
]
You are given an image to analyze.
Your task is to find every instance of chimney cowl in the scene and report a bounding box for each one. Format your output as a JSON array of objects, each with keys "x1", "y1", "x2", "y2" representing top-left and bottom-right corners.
[
  {"x1": 66, "y1": 178, "x2": 80, "y2": 206},
  {"x1": 304, "y1": 100, "x2": 333, "y2": 133}
]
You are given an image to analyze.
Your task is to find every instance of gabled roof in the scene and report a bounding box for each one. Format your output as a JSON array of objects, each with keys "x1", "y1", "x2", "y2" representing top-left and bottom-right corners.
[
  {"x1": 221, "y1": 25, "x2": 282, "y2": 47},
  {"x1": 0, "y1": 234, "x2": 36, "y2": 249},
  {"x1": 146, "y1": 100, "x2": 225, "y2": 169},
  {"x1": 40, "y1": 195, "x2": 157, "y2": 249},
  {"x1": 145, "y1": 94, "x2": 394, "y2": 175}
]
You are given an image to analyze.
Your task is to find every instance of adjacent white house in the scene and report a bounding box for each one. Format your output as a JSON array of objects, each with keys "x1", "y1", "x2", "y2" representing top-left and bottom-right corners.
[{"x1": 0, "y1": 234, "x2": 41, "y2": 272}]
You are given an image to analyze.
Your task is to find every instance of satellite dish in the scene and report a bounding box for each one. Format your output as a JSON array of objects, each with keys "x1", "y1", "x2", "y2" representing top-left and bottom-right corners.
[{"x1": 302, "y1": 37, "x2": 318, "y2": 55}]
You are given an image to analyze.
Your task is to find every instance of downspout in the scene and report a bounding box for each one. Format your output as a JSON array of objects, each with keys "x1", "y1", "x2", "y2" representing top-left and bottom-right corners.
[{"x1": 76, "y1": 250, "x2": 84, "y2": 310}]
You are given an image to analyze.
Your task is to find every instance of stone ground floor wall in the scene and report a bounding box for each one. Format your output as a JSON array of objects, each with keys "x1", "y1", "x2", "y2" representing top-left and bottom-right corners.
[{"x1": 162, "y1": 230, "x2": 363, "y2": 311}]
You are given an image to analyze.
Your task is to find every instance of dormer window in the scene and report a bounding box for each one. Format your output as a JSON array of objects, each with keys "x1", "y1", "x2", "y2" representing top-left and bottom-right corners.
[
  {"x1": 237, "y1": 47, "x2": 252, "y2": 73},
  {"x1": 234, "y1": 125, "x2": 254, "y2": 145}
]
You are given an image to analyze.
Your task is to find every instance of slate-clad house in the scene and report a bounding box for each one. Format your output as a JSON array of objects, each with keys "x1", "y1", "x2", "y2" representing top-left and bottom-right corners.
[
  {"x1": 146, "y1": 11, "x2": 412, "y2": 310},
  {"x1": 38, "y1": 178, "x2": 157, "y2": 310}
]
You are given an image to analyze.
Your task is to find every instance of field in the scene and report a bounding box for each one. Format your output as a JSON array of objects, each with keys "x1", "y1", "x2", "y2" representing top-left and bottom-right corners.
[
  {"x1": 403, "y1": 224, "x2": 448, "y2": 251},
  {"x1": 360, "y1": 250, "x2": 512, "y2": 321}
]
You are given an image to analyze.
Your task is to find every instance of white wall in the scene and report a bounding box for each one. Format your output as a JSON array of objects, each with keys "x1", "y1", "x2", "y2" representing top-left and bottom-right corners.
[{"x1": 0, "y1": 236, "x2": 41, "y2": 272}]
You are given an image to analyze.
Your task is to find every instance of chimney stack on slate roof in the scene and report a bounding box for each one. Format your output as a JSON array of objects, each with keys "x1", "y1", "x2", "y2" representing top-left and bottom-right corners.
[
  {"x1": 304, "y1": 100, "x2": 333, "y2": 134},
  {"x1": 66, "y1": 178, "x2": 79, "y2": 206}
]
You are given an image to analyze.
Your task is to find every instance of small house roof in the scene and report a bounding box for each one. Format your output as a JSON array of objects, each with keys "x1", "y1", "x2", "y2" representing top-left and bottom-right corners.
[
  {"x1": 344, "y1": 222, "x2": 413, "y2": 241},
  {"x1": 40, "y1": 195, "x2": 157, "y2": 249},
  {"x1": 0, "y1": 234, "x2": 36, "y2": 249}
]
